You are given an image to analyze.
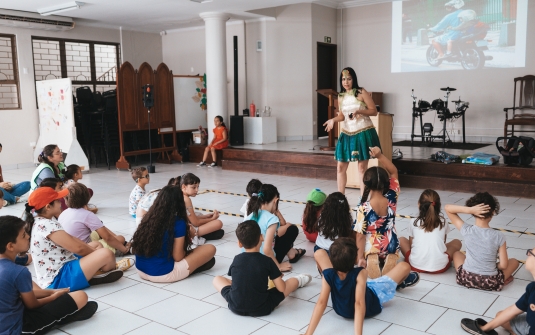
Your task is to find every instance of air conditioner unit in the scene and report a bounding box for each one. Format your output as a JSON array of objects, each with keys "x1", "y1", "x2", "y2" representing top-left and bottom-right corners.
[{"x1": 0, "y1": 9, "x2": 75, "y2": 31}]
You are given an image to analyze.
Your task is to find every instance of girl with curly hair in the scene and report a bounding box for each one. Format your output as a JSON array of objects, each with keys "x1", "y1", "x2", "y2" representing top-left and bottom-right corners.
[
  {"x1": 132, "y1": 186, "x2": 216, "y2": 283},
  {"x1": 445, "y1": 192, "x2": 519, "y2": 291},
  {"x1": 313, "y1": 192, "x2": 354, "y2": 272}
]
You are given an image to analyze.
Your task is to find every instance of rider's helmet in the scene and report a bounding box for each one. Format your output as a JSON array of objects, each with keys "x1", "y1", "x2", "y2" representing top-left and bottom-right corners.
[
  {"x1": 445, "y1": 0, "x2": 465, "y2": 9},
  {"x1": 458, "y1": 9, "x2": 477, "y2": 22}
]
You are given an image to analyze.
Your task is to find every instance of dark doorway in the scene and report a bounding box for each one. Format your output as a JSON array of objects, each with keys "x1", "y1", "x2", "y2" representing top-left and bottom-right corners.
[{"x1": 317, "y1": 42, "x2": 337, "y2": 138}]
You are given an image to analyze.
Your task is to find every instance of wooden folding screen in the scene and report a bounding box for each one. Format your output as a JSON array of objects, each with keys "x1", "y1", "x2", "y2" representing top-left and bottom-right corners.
[{"x1": 115, "y1": 61, "x2": 181, "y2": 169}]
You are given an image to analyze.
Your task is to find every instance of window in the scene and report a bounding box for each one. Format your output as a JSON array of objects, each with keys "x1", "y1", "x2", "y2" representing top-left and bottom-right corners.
[
  {"x1": 0, "y1": 34, "x2": 21, "y2": 110},
  {"x1": 32, "y1": 37, "x2": 120, "y2": 95}
]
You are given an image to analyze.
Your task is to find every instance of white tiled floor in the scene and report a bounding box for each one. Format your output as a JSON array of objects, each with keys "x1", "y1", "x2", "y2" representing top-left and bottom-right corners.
[{"x1": 1, "y1": 162, "x2": 535, "y2": 335}]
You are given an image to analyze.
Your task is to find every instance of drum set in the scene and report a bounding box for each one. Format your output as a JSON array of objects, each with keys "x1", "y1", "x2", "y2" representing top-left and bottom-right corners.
[{"x1": 410, "y1": 87, "x2": 470, "y2": 147}]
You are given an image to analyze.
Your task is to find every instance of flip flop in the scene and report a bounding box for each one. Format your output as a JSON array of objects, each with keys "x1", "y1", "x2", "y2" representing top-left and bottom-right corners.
[{"x1": 289, "y1": 248, "x2": 306, "y2": 263}]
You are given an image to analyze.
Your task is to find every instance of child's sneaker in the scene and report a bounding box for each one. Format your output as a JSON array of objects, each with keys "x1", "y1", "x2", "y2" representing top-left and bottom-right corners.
[
  {"x1": 382, "y1": 253, "x2": 399, "y2": 276},
  {"x1": 397, "y1": 272, "x2": 420, "y2": 290},
  {"x1": 191, "y1": 235, "x2": 206, "y2": 249},
  {"x1": 209, "y1": 162, "x2": 217, "y2": 167},
  {"x1": 294, "y1": 274, "x2": 313, "y2": 288},
  {"x1": 88, "y1": 269, "x2": 123, "y2": 286},
  {"x1": 460, "y1": 318, "x2": 498, "y2": 335},
  {"x1": 366, "y1": 254, "x2": 381, "y2": 279},
  {"x1": 116, "y1": 257, "x2": 135, "y2": 271},
  {"x1": 198, "y1": 161, "x2": 206, "y2": 167}
]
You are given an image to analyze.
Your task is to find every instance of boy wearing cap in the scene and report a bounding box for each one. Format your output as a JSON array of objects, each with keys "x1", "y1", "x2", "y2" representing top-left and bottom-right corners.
[
  {"x1": 0, "y1": 215, "x2": 98, "y2": 335},
  {"x1": 25, "y1": 187, "x2": 124, "y2": 291},
  {"x1": 302, "y1": 188, "x2": 327, "y2": 243}
]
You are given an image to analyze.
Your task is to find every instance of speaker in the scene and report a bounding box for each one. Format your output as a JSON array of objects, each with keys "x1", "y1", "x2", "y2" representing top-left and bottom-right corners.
[
  {"x1": 142, "y1": 84, "x2": 154, "y2": 109},
  {"x1": 230, "y1": 115, "x2": 244, "y2": 146}
]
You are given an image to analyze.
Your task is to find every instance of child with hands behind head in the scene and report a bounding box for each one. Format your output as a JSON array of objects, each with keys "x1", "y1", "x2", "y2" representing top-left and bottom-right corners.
[
  {"x1": 246, "y1": 184, "x2": 306, "y2": 272},
  {"x1": 0, "y1": 215, "x2": 98, "y2": 335},
  {"x1": 303, "y1": 237, "x2": 419, "y2": 335},
  {"x1": 399, "y1": 189, "x2": 462, "y2": 273},
  {"x1": 460, "y1": 246, "x2": 535, "y2": 335},
  {"x1": 354, "y1": 146, "x2": 400, "y2": 279},
  {"x1": 176, "y1": 173, "x2": 224, "y2": 246},
  {"x1": 212, "y1": 220, "x2": 312, "y2": 317},
  {"x1": 445, "y1": 192, "x2": 519, "y2": 291}
]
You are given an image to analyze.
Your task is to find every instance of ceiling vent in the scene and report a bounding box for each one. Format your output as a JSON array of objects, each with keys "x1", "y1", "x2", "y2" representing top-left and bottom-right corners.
[{"x1": 0, "y1": 9, "x2": 75, "y2": 31}]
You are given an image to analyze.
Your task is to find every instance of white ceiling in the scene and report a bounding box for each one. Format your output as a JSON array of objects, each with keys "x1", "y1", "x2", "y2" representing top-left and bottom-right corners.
[{"x1": 0, "y1": 0, "x2": 398, "y2": 32}]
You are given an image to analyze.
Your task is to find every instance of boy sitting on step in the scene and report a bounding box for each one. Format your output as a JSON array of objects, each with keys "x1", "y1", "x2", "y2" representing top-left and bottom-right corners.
[{"x1": 212, "y1": 220, "x2": 312, "y2": 316}]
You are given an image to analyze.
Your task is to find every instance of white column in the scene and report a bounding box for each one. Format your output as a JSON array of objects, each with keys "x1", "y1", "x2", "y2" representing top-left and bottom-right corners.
[{"x1": 200, "y1": 12, "x2": 229, "y2": 142}]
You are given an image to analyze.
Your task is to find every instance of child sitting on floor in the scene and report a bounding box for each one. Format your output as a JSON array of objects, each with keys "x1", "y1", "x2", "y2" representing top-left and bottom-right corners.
[
  {"x1": 246, "y1": 184, "x2": 305, "y2": 271},
  {"x1": 64, "y1": 164, "x2": 97, "y2": 213},
  {"x1": 179, "y1": 173, "x2": 224, "y2": 244},
  {"x1": 59, "y1": 183, "x2": 132, "y2": 257},
  {"x1": 26, "y1": 187, "x2": 124, "y2": 290},
  {"x1": 303, "y1": 237, "x2": 419, "y2": 335},
  {"x1": 460, "y1": 246, "x2": 535, "y2": 335},
  {"x1": 212, "y1": 220, "x2": 312, "y2": 316},
  {"x1": 399, "y1": 189, "x2": 462, "y2": 273},
  {"x1": 0, "y1": 215, "x2": 98, "y2": 335},
  {"x1": 445, "y1": 192, "x2": 519, "y2": 291},
  {"x1": 314, "y1": 192, "x2": 354, "y2": 272},
  {"x1": 301, "y1": 188, "x2": 327, "y2": 243},
  {"x1": 354, "y1": 147, "x2": 400, "y2": 279},
  {"x1": 129, "y1": 167, "x2": 149, "y2": 218}
]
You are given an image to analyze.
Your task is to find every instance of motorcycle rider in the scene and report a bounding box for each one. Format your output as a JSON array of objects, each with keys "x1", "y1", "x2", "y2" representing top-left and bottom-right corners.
[
  {"x1": 428, "y1": 0, "x2": 465, "y2": 59},
  {"x1": 445, "y1": 10, "x2": 479, "y2": 55}
]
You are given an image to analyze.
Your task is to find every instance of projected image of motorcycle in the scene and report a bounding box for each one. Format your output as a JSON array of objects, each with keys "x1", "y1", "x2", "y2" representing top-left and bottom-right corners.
[{"x1": 427, "y1": 10, "x2": 493, "y2": 70}]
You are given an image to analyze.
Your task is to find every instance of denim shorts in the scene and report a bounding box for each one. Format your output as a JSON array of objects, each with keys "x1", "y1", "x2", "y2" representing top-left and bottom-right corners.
[
  {"x1": 510, "y1": 313, "x2": 530, "y2": 335},
  {"x1": 366, "y1": 275, "x2": 397, "y2": 306}
]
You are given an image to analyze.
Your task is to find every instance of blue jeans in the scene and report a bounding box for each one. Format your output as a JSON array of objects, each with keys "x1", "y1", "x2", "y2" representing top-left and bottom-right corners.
[{"x1": 0, "y1": 181, "x2": 30, "y2": 204}]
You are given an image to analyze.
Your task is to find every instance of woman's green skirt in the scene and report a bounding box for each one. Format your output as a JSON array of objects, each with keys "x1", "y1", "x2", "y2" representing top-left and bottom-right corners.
[{"x1": 334, "y1": 128, "x2": 381, "y2": 162}]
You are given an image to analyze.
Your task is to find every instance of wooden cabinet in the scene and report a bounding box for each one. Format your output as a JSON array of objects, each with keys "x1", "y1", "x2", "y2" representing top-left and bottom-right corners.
[{"x1": 340, "y1": 112, "x2": 393, "y2": 189}]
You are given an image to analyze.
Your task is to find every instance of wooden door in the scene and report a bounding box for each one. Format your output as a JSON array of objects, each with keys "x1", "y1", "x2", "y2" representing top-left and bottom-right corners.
[
  {"x1": 137, "y1": 62, "x2": 156, "y2": 129},
  {"x1": 155, "y1": 63, "x2": 174, "y2": 128},
  {"x1": 117, "y1": 62, "x2": 138, "y2": 131}
]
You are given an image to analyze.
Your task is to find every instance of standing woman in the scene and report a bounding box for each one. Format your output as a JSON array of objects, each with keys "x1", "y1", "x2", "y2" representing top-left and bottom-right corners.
[
  {"x1": 30, "y1": 144, "x2": 65, "y2": 191},
  {"x1": 323, "y1": 67, "x2": 380, "y2": 196}
]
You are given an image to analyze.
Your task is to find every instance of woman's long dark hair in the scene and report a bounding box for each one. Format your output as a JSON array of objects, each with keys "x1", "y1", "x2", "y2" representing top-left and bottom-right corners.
[
  {"x1": 247, "y1": 184, "x2": 279, "y2": 218},
  {"x1": 303, "y1": 201, "x2": 322, "y2": 234},
  {"x1": 132, "y1": 186, "x2": 190, "y2": 258},
  {"x1": 317, "y1": 192, "x2": 353, "y2": 240},
  {"x1": 38, "y1": 144, "x2": 62, "y2": 179},
  {"x1": 339, "y1": 67, "x2": 362, "y2": 94},
  {"x1": 414, "y1": 189, "x2": 445, "y2": 233},
  {"x1": 360, "y1": 166, "x2": 391, "y2": 205},
  {"x1": 215, "y1": 115, "x2": 226, "y2": 128}
]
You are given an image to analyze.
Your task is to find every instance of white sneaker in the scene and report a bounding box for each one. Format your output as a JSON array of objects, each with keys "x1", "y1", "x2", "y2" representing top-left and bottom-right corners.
[
  {"x1": 209, "y1": 162, "x2": 217, "y2": 167},
  {"x1": 294, "y1": 274, "x2": 313, "y2": 288},
  {"x1": 191, "y1": 236, "x2": 206, "y2": 249},
  {"x1": 198, "y1": 161, "x2": 206, "y2": 167}
]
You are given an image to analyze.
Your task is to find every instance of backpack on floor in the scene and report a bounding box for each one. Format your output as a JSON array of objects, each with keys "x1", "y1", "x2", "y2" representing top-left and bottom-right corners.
[{"x1": 496, "y1": 136, "x2": 535, "y2": 166}]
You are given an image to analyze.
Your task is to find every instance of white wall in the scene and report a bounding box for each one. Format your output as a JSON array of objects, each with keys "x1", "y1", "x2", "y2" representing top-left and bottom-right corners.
[
  {"x1": 341, "y1": 2, "x2": 535, "y2": 143},
  {"x1": 0, "y1": 25, "x2": 161, "y2": 167}
]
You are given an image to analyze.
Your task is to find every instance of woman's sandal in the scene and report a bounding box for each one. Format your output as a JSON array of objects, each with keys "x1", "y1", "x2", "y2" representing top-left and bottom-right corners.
[{"x1": 289, "y1": 249, "x2": 306, "y2": 264}]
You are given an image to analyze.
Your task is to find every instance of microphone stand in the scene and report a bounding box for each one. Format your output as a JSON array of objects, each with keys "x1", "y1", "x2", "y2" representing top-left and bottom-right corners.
[{"x1": 147, "y1": 107, "x2": 155, "y2": 173}]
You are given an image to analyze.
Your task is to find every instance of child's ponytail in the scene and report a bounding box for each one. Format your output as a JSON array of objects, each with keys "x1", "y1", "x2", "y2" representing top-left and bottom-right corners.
[
  {"x1": 23, "y1": 203, "x2": 36, "y2": 236},
  {"x1": 246, "y1": 184, "x2": 279, "y2": 218},
  {"x1": 303, "y1": 201, "x2": 320, "y2": 234},
  {"x1": 414, "y1": 189, "x2": 445, "y2": 232},
  {"x1": 361, "y1": 166, "x2": 390, "y2": 204}
]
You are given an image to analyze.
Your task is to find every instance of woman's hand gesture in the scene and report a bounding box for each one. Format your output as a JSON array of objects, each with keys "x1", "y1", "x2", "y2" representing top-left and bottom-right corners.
[{"x1": 323, "y1": 119, "x2": 334, "y2": 132}]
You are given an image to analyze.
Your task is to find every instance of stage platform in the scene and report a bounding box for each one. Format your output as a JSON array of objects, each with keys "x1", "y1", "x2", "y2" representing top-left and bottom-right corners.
[{"x1": 190, "y1": 139, "x2": 535, "y2": 198}]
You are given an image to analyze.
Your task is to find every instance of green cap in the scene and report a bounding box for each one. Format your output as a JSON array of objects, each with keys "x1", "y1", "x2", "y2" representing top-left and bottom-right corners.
[{"x1": 306, "y1": 188, "x2": 327, "y2": 206}]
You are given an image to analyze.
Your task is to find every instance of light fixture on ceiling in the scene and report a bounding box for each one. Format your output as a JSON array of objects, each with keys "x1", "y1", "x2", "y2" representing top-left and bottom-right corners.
[
  {"x1": 38, "y1": 1, "x2": 85, "y2": 16},
  {"x1": 190, "y1": 0, "x2": 213, "y2": 3}
]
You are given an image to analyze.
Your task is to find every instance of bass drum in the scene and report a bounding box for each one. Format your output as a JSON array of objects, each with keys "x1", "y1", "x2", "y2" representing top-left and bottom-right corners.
[
  {"x1": 431, "y1": 99, "x2": 445, "y2": 111},
  {"x1": 418, "y1": 100, "x2": 431, "y2": 112}
]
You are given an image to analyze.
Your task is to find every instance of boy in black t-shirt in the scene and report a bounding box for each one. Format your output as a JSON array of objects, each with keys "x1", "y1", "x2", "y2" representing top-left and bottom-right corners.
[
  {"x1": 461, "y1": 247, "x2": 535, "y2": 335},
  {"x1": 212, "y1": 220, "x2": 312, "y2": 316},
  {"x1": 0, "y1": 215, "x2": 98, "y2": 335}
]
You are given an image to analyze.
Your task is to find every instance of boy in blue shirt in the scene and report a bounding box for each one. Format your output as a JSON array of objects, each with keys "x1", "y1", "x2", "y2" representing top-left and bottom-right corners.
[
  {"x1": 303, "y1": 237, "x2": 420, "y2": 335},
  {"x1": 461, "y1": 247, "x2": 535, "y2": 335},
  {"x1": 0, "y1": 215, "x2": 97, "y2": 335}
]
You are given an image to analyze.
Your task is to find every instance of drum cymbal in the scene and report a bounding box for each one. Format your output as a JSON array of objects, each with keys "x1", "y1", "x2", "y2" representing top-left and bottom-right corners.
[
  {"x1": 452, "y1": 98, "x2": 464, "y2": 104},
  {"x1": 440, "y1": 87, "x2": 457, "y2": 91}
]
